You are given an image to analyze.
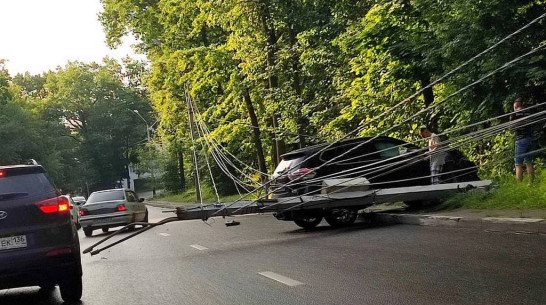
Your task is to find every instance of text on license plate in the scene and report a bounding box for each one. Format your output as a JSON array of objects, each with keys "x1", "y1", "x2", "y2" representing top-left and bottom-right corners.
[{"x1": 0, "y1": 235, "x2": 27, "y2": 251}]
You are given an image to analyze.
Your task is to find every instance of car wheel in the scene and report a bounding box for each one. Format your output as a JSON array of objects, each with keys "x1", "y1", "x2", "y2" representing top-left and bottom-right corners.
[
  {"x1": 102, "y1": 227, "x2": 109, "y2": 233},
  {"x1": 58, "y1": 272, "x2": 83, "y2": 302},
  {"x1": 324, "y1": 209, "x2": 357, "y2": 228},
  {"x1": 293, "y1": 216, "x2": 323, "y2": 229},
  {"x1": 83, "y1": 227, "x2": 93, "y2": 237},
  {"x1": 76, "y1": 222, "x2": 81, "y2": 230}
]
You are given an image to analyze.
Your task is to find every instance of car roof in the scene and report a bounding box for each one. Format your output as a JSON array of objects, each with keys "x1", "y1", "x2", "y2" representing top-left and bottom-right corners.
[
  {"x1": 0, "y1": 164, "x2": 43, "y2": 171},
  {"x1": 281, "y1": 136, "x2": 404, "y2": 158}
]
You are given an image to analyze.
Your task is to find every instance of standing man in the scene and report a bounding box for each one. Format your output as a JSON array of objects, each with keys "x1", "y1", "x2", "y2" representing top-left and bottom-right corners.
[
  {"x1": 510, "y1": 98, "x2": 535, "y2": 183},
  {"x1": 420, "y1": 127, "x2": 447, "y2": 184}
]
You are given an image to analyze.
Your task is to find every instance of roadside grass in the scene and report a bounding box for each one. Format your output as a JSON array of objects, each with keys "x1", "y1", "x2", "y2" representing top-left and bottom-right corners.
[
  {"x1": 441, "y1": 169, "x2": 546, "y2": 210},
  {"x1": 156, "y1": 185, "x2": 256, "y2": 204}
]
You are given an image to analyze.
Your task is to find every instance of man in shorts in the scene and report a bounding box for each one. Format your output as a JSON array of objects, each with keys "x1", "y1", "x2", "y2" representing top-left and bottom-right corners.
[{"x1": 510, "y1": 98, "x2": 535, "y2": 183}]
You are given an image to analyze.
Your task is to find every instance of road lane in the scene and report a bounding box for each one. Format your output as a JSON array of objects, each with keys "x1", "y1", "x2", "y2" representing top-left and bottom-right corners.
[{"x1": 1, "y1": 205, "x2": 545, "y2": 305}]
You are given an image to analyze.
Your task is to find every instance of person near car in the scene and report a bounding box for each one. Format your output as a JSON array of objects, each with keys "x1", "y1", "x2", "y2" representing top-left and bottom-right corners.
[
  {"x1": 510, "y1": 98, "x2": 535, "y2": 184},
  {"x1": 419, "y1": 127, "x2": 447, "y2": 184}
]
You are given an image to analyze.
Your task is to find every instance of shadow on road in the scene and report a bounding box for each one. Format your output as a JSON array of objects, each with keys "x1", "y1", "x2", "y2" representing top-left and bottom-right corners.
[{"x1": 283, "y1": 218, "x2": 398, "y2": 236}]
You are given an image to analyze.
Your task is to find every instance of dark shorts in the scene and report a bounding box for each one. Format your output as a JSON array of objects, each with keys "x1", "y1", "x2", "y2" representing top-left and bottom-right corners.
[{"x1": 515, "y1": 137, "x2": 534, "y2": 166}]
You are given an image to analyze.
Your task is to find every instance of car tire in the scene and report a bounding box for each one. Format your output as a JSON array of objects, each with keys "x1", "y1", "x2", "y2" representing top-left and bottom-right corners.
[
  {"x1": 324, "y1": 209, "x2": 357, "y2": 228},
  {"x1": 83, "y1": 227, "x2": 93, "y2": 237},
  {"x1": 102, "y1": 227, "x2": 109, "y2": 233},
  {"x1": 58, "y1": 272, "x2": 83, "y2": 302},
  {"x1": 293, "y1": 216, "x2": 323, "y2": 229},
  {"x1": 76, "y1": 223, "x2": 81, "y2": 230}
]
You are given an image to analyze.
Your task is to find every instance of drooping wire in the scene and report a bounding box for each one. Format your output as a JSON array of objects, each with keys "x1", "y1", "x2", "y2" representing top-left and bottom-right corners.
[
  {"x1": 237, "y1": 108, "x2": 546, "y2": 214},
  {"x1": 191, "y1": 99, "x2": 262, "y2": 190},
  {"x1": 212, "y1": 17, "x2": 546, "y2": 216},
  {"x1": 247, "y1": 12, "x2": 546, "y2": 186},
  {"x1": 184, "y1": 85, "x2": 204, "y2": 209},
  {"x1": 246, "y1": 43, "x2": 546, "y2": 206},
  {"x1": 188, "y1": 98, "x2": 221, "y2": 204}
]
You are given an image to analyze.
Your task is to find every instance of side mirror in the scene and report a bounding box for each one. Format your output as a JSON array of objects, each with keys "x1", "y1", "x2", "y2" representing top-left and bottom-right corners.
[{"x1": 139, "y1": 198, "x2": 145, "y2": 202}]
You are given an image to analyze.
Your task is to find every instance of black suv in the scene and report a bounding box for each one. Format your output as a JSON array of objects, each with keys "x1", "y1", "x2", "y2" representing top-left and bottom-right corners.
[
  {"x1": 271, "y1": 136, "x2": 478, "y2": 198},
  {"x1": 0, "y1": 165, "x2": 82, "y2": 302}
]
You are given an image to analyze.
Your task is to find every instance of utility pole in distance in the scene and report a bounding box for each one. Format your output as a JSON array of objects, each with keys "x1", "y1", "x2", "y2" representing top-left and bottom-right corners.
[
  {"x1": 185, "y1": 85, "x2": 202, "y2": 203},
  {"x1": 132, "y1": 109, "x2": 156, "y2": 197}
]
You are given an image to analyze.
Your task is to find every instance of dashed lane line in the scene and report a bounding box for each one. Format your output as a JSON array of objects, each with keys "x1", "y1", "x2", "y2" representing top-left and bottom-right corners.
[
  {"x1": 190, "y1": 244, "x2": 208, "y2": 251},
  {"x1": 159, "y1": 233, "x2": 170, "y2": 237},
  {"x1": 258, "y1": 271, "x2": 304, "y2": 287}
]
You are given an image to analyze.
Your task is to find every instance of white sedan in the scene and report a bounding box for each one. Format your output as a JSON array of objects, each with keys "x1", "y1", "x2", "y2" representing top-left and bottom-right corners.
[{"x1": 79, "y1": 189, "x2": 148, "y2": 237}]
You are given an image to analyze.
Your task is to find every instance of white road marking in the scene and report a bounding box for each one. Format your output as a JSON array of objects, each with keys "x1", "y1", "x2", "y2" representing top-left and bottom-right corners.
[
  {"x1": 159, "y1": 233, "x2": 170, "y2": 237},
  {"x1": 258, "y1": 271, "x2": 303, "y2": 287},
  {"x1": 190, "y1": 244, "x2": 208, "y2": 251}
]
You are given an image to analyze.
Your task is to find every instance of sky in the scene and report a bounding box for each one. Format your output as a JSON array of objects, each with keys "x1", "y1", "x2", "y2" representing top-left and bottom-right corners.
[{"x1": 0, "y1": 0, "x2": 146, "y2": 76}]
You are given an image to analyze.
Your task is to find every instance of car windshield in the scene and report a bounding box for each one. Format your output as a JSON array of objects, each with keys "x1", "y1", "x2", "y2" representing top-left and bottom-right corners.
[{"x1": 87, "y1": 190, "x2": 125, "y2": 204}]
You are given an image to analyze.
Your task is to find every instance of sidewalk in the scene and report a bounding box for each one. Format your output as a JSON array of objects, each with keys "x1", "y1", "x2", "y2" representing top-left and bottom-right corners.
[{"x1": 366, "y1": 205, "x2": 546, "y2": 235}]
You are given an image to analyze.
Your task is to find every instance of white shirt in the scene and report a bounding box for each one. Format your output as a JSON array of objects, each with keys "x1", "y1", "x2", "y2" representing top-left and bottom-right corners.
[{"x1": 428, "y1": 133, "x2": 446, "y2": 166}]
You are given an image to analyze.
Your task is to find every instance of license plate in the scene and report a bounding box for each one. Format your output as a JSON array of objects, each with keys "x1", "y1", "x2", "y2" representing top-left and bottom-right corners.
[
  {"x1": 95, "y1": 217, "x2": 113, "y2": 223},
  {"x1": 0, "y1": 235, "x2": 27, "y2": 251}
]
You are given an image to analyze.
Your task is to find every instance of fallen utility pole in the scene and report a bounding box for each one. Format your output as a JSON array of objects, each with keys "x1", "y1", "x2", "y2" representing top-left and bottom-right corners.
[{"x1": 83, "y1": 180, "x2": 491, "y2": 256}]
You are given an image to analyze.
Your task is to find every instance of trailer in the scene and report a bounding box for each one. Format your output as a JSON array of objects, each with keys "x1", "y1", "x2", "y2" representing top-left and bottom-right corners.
[{"x1": 84, "y1": 180, "x2": 491, "y2": 255}]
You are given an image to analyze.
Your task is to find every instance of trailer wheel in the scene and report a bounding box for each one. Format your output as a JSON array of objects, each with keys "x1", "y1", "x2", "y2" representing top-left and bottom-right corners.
[
  {"x1": 293, "y1": 216, "x2": 323, "y2": 229},
  {"x1": 325, "y1": 209, "x2": 357, "y2": 228}
]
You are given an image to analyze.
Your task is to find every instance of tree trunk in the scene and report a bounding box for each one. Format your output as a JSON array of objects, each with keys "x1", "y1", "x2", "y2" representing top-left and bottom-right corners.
[
  {"x1": 288, "y1": 25, "x2": 306, "y2": 148},
  {"x1": 420, "y1": 77, "x2": 437, "y2": 132},
  {"x1": 177, "y1": 148, "x2": 185, "y2": 190},
  {"x1": 243, "y1": 89, "x2": 268, "y2": 182},
  {"x1": 260, "y1": 1, "x2": 285, "y2": 166}
]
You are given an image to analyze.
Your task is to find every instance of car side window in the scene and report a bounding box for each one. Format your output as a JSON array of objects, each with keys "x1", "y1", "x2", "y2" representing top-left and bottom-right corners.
[
  {"x1": 125, "y1": 191, "x2": 137, "y2": 202},
  {"x1": 374, "y1": 141, "x2": 402, "y2": 159},
  {"x1": 334, "y1": 142, "x2": 379, "y2": 165}
]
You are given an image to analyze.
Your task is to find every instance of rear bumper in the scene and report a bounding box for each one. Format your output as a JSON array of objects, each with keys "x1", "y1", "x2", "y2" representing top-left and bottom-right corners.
[
  {"x1": 80, "y1": 212, "x2": 138, "y2": 229},
  {"x1": 0, "y1": 250, "x2": 81, "y2": 289}
]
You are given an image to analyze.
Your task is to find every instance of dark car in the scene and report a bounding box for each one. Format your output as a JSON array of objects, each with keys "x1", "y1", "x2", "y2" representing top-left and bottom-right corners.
[
  {"x1": 0, "y1": 165, "x2": 82, "y2": 302},
  {"x1": 270, "y1": 137, "x2": 478, "y2": 228}
]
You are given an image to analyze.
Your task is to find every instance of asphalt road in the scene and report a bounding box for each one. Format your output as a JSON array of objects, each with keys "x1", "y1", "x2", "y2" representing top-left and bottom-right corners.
[{"x1": 1, "y1": 206, "x2": 546, "y2": 305}]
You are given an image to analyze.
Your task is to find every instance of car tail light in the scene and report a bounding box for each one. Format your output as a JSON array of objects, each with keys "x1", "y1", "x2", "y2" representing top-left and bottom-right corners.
[
  {"x1": 117, "y1": 204, "x2": 127, "y2": 212},
  {"x1": 79, "y1": 209, "x2": 87, "y2": 216},
  {"x1": 0, "y1": 170, "x2": 5, "y2": 178},
  {"x1": 36, "y1": 196, "x2": 70, "y2": 214},
  {"x1": 287, "y1": 168, "x2": 316, "y2": 181},
  {"x1": 46, "y1": 247, "x2": 73, "y2": 257}
]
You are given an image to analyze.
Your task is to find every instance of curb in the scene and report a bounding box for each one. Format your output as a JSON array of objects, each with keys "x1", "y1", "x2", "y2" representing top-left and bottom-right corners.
[
  {"x1": 371, "y1": 213, "x2": 546, "y2": 235},
  {"x1": 145, "y1": 201, "x2": 181, "y2": 209}
]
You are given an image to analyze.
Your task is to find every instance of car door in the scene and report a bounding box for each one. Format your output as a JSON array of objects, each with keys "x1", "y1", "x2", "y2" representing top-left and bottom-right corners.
[
  {"x1": 372, "y1": 140, "x2": 429, "y2": 187},
  {"x1": 327, "y1": 140, "x2": 381, "y2": 180}
]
